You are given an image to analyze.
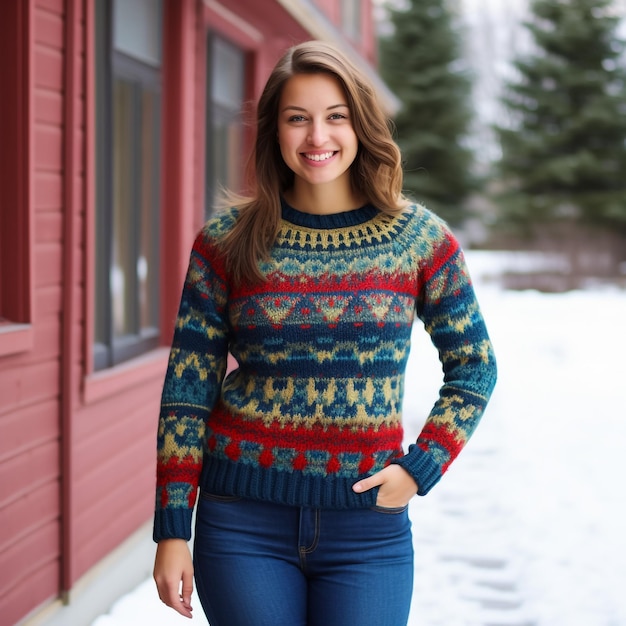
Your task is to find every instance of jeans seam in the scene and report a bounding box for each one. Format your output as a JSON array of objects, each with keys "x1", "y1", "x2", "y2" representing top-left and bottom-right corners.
[{"x1": 298, "y1": 508, "x2": 320, "y2": 571}]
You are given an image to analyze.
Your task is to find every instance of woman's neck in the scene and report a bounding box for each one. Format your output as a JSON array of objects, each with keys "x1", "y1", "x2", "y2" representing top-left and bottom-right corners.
[{"x1": 284, "y1": 178, "x2": 365, "y2": 215}]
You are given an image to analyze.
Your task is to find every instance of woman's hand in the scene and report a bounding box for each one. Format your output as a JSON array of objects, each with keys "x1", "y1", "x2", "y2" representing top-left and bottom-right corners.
[
  {"x1": 352, "y1": 464, "x2": 418, "y2": 507},
  {"x1": 153, "y1": 539, "x2": 194, "y2": 618}
]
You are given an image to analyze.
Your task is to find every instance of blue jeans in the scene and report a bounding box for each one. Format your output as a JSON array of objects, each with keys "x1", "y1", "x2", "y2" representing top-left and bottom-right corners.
[{"x1": 193, "y1": 492, "x2": 414, "y2": 626}]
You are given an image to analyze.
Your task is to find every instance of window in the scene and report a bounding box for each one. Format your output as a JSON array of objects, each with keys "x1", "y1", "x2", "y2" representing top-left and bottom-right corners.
[
  {"x1": 340, "y1": 0, "x2": 362, "y2": 42},
  {"x1": 0, "y1": 0, "x2": 31, "y2": 352},
  {"x1": 205, "y1": 35, "x2": 246, "y2": 215},
  {"x1": 94, "y1": 0, "x2": 162, "y2": 370}
]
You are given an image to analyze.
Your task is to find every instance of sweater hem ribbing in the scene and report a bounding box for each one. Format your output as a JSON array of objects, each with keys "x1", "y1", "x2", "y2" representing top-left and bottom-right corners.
[{"x1": 199, "y1": 455, "x2": 380, "y2": 510}]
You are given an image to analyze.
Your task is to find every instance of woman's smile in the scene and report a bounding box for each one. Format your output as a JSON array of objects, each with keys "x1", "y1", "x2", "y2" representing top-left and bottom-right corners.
[{"x1": 302, "y1": 150, "x2": 338, "y2": 163}]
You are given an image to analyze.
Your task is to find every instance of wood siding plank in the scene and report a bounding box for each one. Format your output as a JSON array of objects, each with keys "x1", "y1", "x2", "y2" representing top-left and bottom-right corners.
[
  {"x1": 34, "y1": 241, "x2": 62, "y2": 287},
  {"x1": 35, "y1": 210, "x2": 63, "y2": 242},
  {"x1": 35, "y1": 87, "x2": 64, "y2": 125},
  {"x1": 74, "y1": 394, "x2": 159, "y2": 475},
  {"x1": 0, "y1": 559, "x2": 59, "y2": 626},
  {"x1": 74, "y1": 451, "x2": 155, "y2": 532},
  {"x1": 76, "y1": 487, "x2": 153, "y2": 577},
  {"x1": 0, "y1": 520, "x2": 60, "y2": 603},
  {"x1": 34, "y1": 124, "x2": 63, "y2": 172},
  {"x1": 75, "y1": 453, "x2": 154, "y2": 548},
  {"x1": 34, "y1": 172, "x2": 63, "y2": 210},
  {"x1": 36, "y1": 0, "x2": 64, "y2": 14},
  {"x1": 35, "y1": 6, "x2": 64, "y2": 48},
  {"x1": 36, "y1": 285, "x2": 62, "y2": 317},
  {"x1": 77, "y1": 391, "x2": 161, "y2": 442},
  {"x1": 0, "y1": 361, "x2": 59, "y2": 415},
  {"x1": 0, "y1": 399, "x2": 58, "y2": 459},
  {"x1": 0, "y1": 480, "x2": 60, "y2": 551},
  {"x1": 0, "y1": 439, "x2": 59, "y2": 504},
  {"x1": 34, "y1": 45, "x2": 63, "y2": 91}
]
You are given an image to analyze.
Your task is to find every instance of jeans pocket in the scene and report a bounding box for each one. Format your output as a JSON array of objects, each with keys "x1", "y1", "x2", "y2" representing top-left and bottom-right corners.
[
  {"x1": 370, "y1": 504, "x2": 409, "y2": 515},
  {"x1": 200, "y1": 491, "x2": 242, "y2": 503}
]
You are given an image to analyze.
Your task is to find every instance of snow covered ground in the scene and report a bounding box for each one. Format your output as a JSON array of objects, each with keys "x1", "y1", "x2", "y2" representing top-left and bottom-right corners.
[{"x1": 93, "y1": 251, "x2": 626, "y2": 626}]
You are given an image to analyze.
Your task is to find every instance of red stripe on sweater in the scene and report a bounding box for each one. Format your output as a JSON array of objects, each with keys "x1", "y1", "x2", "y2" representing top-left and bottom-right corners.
[
  {"x1": 418, "y1": 422, "x2": 464, "y2": 463},
  {"x1": 235, "y1": 269, "x2": 419, "y2": 298},
  {"x1": 421, "y1": 233, "x2": 460, "y2": 283},
  {"x1": 208, "y1": 406, "x2": 403, "y2": 454}
]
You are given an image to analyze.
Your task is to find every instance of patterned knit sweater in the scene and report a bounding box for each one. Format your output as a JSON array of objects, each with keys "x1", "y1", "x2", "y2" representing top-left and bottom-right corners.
[{"x1": 153, "y1": 201, "x2": 497, "y2": 541}]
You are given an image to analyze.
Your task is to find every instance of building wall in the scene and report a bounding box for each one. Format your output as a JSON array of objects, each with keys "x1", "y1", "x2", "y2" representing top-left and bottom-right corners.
[
  {"x1": 0, "y1": 1, "x2": 391, "y2": 624},
  {"x1": 0, "y1": 0, "x2": 65, "y2": 623},
  {"x1": 0, "y1": 2, "x2": 199, "y2": 623}
]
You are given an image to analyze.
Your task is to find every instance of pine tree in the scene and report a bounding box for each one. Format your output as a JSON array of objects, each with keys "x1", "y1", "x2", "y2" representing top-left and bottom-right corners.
[
  {"x1": 379, "y1": 0, "x2": 475, "y2": 225},
  {"x1": 496, "y1": 0, "x2": 626, "y2": 231}
]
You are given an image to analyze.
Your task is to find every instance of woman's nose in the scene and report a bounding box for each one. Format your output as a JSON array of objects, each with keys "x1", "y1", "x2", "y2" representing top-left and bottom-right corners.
[{"x1": 307, "y1": 121, "x2": 327, "y2": 146}]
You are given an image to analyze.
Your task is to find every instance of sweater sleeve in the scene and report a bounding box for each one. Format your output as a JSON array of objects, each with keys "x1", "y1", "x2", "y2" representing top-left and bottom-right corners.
[
  {"x1": 391, "y1": 223, "x2": 497, "y2": 495},
  {"x1": 153, "y1": 228, "x2": 230, "y2": 541}
]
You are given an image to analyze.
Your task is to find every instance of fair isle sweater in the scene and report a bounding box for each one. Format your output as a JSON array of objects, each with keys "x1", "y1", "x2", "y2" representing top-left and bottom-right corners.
[{"x1": 153, "y1": 201, "x2": 497, "y2": 541}]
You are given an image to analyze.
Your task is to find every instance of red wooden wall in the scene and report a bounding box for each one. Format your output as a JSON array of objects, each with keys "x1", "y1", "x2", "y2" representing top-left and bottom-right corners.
[
  {"x1": 0, "y1": 0, "x2": 64, "y2": 622},
  {"x1": 0, "y1": 1, "x2": 385, "y2": 624},
  {"x1": 0, "y1": 2, "x2": 208, "y2": 622}
]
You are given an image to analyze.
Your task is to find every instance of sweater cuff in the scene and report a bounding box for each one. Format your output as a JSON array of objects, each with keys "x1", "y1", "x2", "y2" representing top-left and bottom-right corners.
[
  {"x1": 153, "y1": 508, "x2": 193, "y2": 543},
  {"x1": 391, "y1": 444, "x2": 442, "y2": 496}
]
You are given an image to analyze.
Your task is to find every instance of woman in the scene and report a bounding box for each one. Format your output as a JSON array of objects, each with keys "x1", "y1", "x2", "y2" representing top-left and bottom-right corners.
[{"x1": 153, "y1": 40, "x2": 497, "y2": 625}]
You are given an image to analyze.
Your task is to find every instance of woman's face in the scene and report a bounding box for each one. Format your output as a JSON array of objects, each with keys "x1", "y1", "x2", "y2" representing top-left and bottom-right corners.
[{"x1": 277, "y1": 73, "x2": 359, "y2": 192}]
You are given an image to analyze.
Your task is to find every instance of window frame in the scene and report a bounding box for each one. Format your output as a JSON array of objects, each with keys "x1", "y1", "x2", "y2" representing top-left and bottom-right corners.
[{"x1": 93, "y1": 0, "x2": 163, "y2": 371}]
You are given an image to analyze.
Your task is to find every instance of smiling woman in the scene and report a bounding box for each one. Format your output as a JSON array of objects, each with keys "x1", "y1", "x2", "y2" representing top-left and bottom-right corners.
[{"x1": 152, "y1": 40, "x2": 497, "y2": 626}]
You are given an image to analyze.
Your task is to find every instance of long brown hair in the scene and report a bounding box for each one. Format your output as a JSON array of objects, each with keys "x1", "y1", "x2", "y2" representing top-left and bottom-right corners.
[{"x1": 219, "y1": 40, "x2": 407, "y2": 285}]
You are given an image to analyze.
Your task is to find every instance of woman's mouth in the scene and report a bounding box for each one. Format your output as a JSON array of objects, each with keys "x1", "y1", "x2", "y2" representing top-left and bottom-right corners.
[{"x1": 302, "y1": 151, "x2": 337, "y2": 162}]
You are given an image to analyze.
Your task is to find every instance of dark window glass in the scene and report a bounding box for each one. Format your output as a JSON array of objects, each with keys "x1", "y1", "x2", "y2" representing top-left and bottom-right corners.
[{"x1": 205, "y1": 35, "x2": 245, "y2": 215}]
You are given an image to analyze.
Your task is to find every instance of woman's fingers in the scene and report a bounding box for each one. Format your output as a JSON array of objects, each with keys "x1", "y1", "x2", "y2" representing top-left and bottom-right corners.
[{"x1": 352, "y1": 465, "x2": 418, "y2": 507}]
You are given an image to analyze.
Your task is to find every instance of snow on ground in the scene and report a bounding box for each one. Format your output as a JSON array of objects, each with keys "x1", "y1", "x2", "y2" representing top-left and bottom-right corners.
[{"x1": 93, "y1": 251, "x2": 626, "y2": 626}]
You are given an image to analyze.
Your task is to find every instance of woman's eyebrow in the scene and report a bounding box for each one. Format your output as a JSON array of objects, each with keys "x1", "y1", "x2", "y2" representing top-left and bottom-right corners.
[{"x1": 281, "y1": 103, "x2": 349, "y2": 113}]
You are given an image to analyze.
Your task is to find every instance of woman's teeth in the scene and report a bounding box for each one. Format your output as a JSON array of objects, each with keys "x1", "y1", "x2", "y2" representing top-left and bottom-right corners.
[{"x1": 304, "y1": 152, "x2": 335, "y2": 161}]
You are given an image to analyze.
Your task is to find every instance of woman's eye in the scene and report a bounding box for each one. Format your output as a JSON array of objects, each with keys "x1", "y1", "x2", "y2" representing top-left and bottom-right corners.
[
  {"x1": 288, "y1": 115, "x2": 307, "y2": 122},
  {"x1": 329, "y1": 113, "x2": 347, "y2": 120}
]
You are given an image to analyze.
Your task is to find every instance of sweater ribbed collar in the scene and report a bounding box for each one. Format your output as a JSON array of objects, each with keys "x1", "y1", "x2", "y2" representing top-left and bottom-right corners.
[{"x1": 280, "y1": 197, "x2": 380, "y2": 230}]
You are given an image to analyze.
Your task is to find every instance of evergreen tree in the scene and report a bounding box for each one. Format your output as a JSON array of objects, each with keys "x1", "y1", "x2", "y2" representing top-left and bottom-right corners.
[
  {"x1": 495, "y1": 0, "x2": 626, "y2": 231},
  {"x1": 379, "y1": 0, "x2": 475, "y2": 225}
]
